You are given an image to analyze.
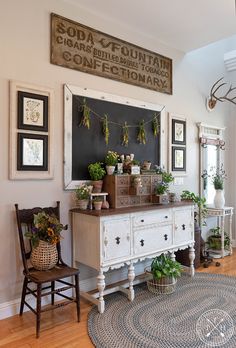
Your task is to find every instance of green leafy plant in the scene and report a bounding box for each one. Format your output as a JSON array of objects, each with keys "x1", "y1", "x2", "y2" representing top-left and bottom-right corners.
[
  {"x1": 180, "y1": 190, "x2": 207, "y2": 226},
  {"x1": 151, "y1": 254, "x2": 182, "y2": 280},
  {"x1": 25, "y1": 212, "x2": 67, "y2": 248},
  {"x1": 75, "y1": 184, "x2": 91, "y2": 200},
  {"x1": 154, "y1": 169, "x2": 174, "y2": 195},
  {"x1": 88, "y1": 162, "x2": 106, "y2": 181},
  {"x1": 206, "y1": 226, "x2": 230, "y2": 250},
  {"x1": 105, "y1": 150, "x2": 119, "y2": 166}
]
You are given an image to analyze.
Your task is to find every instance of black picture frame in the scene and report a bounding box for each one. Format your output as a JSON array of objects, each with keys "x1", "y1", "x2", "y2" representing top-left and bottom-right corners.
[
  {"x1": 17, "y1": 91, "x2": 48, "y2": 131},
  {"x1": 172, "y1": 146, "x2": 186, "y2": 171},
  {"x1": 17, "y1": 133, "x2": 48, "y2": 171},
  {"x1": 172, "y1": 119, "x2": 186, "y2": 145}
]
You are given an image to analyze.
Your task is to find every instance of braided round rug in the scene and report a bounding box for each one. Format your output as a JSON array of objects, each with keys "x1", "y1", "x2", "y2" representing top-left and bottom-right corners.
[{"x1": 88, "y1": 273, "x2": 236, "y2": 348}]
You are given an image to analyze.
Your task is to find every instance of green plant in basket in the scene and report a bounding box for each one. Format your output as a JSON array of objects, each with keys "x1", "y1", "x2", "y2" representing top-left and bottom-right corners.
[
  {"x1": 24, "y1": 212, "x2": 67, "y2": 248},
  {"x1": 151, "y1": 254, "x2": 182, "y2": 280}
]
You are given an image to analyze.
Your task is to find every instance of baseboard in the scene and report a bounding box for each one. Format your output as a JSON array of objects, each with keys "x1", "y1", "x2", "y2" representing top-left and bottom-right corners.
[
  {"x1": 0, "y1": 289, "x2": 72, "y2": 320},
  {"x1": 0, "y1": 262, "x2": 151, "y2": 320}
]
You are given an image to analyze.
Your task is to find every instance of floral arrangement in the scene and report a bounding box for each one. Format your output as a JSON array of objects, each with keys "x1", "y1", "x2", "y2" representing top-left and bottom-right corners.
[
  {"x1": 212, "y1": 165, "x2": 227, "y2": 190},
  {"x1": 105, "y1": 150, "x2": 119, "y2": 166},
  {"x1": 25, "y1": 212, "x2": 67, "y2": 248},
  {"x1": 155, "y1": 182, "x2": 169, "y2": 195},
  {"x1": 75, "y1": 184, "x2": 92, "y2": 200}
]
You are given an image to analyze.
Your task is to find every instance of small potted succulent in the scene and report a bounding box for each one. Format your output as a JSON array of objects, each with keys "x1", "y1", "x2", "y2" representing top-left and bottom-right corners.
[
  {"x1": 152, "y1": 169, "x2": 174, "y2": 204},
  {"x1": 93, "y1": 197, "x2": 103, "y2": 211},
  {"x1": 105, "y1": 150, "x2": 119, "y2": 175},
  {"x1": 88, "y1": 162, "x2": 106, "y2": 193}
]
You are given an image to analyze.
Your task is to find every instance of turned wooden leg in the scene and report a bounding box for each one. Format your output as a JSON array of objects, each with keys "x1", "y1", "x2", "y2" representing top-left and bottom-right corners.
[
  {"x1": 97, "y1": 270, "x2": 105, "y2": 313},
  {"x1": 170, "y1": 252, "x2": 176, "y2": 261},
  {"x1": 189, "y1": 246, "x2": 195, "y2": 277},
  {"x1": 128, "y1": 263, "x2": 135, "y2": 301}
]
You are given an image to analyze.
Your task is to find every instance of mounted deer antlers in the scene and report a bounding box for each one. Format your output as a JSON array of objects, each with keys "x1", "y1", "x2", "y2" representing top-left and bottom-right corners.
[{"x1": 207, "y1": 77, "x2": 236, "y2": 111}]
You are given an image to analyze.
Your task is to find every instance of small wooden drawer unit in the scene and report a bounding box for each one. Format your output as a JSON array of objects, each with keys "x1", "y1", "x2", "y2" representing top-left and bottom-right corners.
[{"x1": 103, "y1": 174, "x2": 162, "y2": 208}]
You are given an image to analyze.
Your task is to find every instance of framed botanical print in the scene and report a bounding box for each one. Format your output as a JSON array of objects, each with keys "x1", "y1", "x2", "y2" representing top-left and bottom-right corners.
[
  {"x1": 9, "y1": 80, "x2": 54, "y2": 179},
  {"x1": 172, "y1": 146, "x2": 186, "y2": 171},
  {"x1": 172, "y1": 119, "x2": 186, "y2": 145},
  {"x1": 17, "y1": 91, "x2": 48, "y2": 131},
  {"x1": 17, "y1": 133, "x2": 48, "y2": 171}
]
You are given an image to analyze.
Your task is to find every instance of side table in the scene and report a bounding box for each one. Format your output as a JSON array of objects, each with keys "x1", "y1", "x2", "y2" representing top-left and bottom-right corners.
[{"x1": 206, "y1": 206, "x2": 234, "y2": 258}]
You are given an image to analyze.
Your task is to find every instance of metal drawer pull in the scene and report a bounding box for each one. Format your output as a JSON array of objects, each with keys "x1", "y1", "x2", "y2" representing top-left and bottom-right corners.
[
  {"x1": 141, "y1": 219, "x2": 144, "y2": 223},
  {"x1": 164, "y1": 234, "x2": 168, "y2": 241},
  {"x1": 165, "y1": 216, "x2": 168, "y2": 219},
  {"x1": 115, "y1": 237, "x2": 120, "y2": 245},
  {"x1": 140, "y1": 239, "x2": 145, "y2": 246},
  {"x1": 182, "y1": 224, "x2": 186, "y2": 230}
]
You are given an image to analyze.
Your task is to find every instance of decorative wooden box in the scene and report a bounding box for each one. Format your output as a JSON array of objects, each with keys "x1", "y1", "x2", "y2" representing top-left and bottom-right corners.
[{"x1": 103, "y1": 174, "x2": 162, "y2": 208}]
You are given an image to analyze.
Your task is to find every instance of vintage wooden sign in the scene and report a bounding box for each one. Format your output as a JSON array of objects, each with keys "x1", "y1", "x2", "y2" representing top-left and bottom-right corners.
[{"x1": 51, "y1": 13, "x2": 172, "y2": 94}]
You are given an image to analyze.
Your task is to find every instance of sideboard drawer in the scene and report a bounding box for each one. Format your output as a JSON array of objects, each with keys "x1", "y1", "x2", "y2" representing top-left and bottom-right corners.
[
  {"x1": 133, "y1": 224, "x2": 172, "y2": 255},
  {"x1": 132, "y1": 210, "x2": 172, "y2": 227},
  {"x1": 116, "y1": 176, "x2": 130, "y2": 186},
  {"x1": 116, "y1": 196, "x2": 130, "y2": 208},
  {"x1": 117, "y1": 187, "x2": 129, "y2": 196}
]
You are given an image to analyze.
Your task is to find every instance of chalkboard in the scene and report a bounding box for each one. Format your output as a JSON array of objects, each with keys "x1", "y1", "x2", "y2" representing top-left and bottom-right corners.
[{"x1": 71, "y1": 95, "x2": 161, "y2": 180}]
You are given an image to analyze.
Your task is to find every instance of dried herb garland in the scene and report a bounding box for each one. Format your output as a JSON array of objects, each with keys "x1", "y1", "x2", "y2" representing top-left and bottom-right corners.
[
  {"x1": 152, "y1": 114, "x2": 159, "y2": 137},
  {"x1": 102, "y1": 114, "x2": 110, "y2": 145},
  {"x1": 80, "y1": 98, "x2": 91, "y2": 129},
  {"x1": 122, "y1": 122, "x2": 129, "y2": 146},
  {"x1": 137, "y1": 120, "x2": 146, "y2": 144}
]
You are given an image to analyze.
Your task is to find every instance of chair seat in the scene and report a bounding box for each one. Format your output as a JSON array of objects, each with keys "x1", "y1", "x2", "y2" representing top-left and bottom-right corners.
[{"x1": 25, "y1": 264, "x2": 79, "y2": 283}]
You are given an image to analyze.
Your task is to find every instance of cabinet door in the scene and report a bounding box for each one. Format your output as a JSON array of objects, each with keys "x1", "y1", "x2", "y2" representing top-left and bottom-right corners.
[
  {"x1": 102, "y1": 219, "x2": 131, "y2": 262},
  {"x1": 134, "y1": 224, "x2": 172, "y2": 255},
  {"x1": 174, "y1": 209, "x2": 193, "y2": 245}
]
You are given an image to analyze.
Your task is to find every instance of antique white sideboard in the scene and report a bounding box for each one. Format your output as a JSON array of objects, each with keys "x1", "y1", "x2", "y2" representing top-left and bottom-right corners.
[{"x1": 71, "y1": 202, "x2": 195, "y2": 313}]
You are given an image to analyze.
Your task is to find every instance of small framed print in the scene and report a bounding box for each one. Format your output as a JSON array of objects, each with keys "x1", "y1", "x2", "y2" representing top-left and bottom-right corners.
[
  {"x1": 172, "y1": 146, "x2": 186, "y2": 171},
  {"x1": 172, "y1": 119, "x2": 186, "y2": 145},
  {"x1": 17, "y1": 133, "x2": 48, "y2": 171},
  {"x1": 17, "y1": 91, "x2": 48, "y2": 131}
]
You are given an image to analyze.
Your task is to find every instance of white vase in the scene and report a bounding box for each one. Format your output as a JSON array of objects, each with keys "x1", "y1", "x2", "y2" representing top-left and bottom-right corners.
[
  {"x1": 106, "y1": 165, "x2": 115, "y2": 175},
  {"x1": 214, "y1": 189, "x2": 225, "y2": 208}
]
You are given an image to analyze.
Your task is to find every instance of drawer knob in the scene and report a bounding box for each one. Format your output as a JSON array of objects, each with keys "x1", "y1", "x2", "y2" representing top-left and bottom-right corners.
[
  {"x1": 115, "y1": 237, "x2": 121, "y2": 245},
  {"x1": 140, "y1": 239, "x2": 145, "y2": 247},
  {"x1": 165, "y1": 216, "x2": 168, "y2": 219},
  {"x1": 141, "y1": 219, "x2": 144, "y2": 223},
  {"x1": 164, "y1": 234, "x2": 168, "y2": 241},
  {"x1": 182, "y1": 224, "x2": 186, "y2": 230}
]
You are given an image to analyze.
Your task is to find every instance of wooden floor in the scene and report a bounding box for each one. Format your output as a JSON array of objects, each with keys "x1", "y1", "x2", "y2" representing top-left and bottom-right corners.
[{"x1": 1, "y1": 251, "x2": 236, "y2": 348}]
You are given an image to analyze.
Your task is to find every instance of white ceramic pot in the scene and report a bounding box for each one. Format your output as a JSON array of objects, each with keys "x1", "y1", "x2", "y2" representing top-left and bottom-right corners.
[
  {"x1": 106, "y1": 165, "x2": 115, "y2": 175},
  {"x1": 214, "y1": 189, "x2": 225, "y2": 209}
]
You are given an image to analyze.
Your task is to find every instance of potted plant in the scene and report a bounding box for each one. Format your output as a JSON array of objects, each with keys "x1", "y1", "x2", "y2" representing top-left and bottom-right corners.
[
  {"x1": 146, "y1": 253, "x2": 182, "y2": 294},
  {"x1": 24, "y1": 211, "x2": 67, "y2": 270},
  {"x1": 153, "y1": 169, "x2": 174, "y2": 204},
  {"x1": 93, "y1": 197, "x2": 103, "y2": 211},
  {"x1": 206, "y1": 226, "x2": 230, "y2": 251},
  {"x1": 75, "y1": 184, "x2": 91, "y2": 210},
  {"x1": 105, "y1": 150, "x2": 119, "y2": 175},
  {"x1": 88, "y1": 162, "x2": 106, "y2": 192},
  {"x1": 180, "y1": 190, "x2": 207, "y2": 226},
  {"x1": 211, "y1": 165, "x2": 226, "y2": 208}
]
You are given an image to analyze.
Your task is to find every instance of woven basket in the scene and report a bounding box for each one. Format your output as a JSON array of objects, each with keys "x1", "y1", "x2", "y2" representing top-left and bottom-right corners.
[
  {"x1": 147, "y1": 277, "x2": 177, "y2": 295},
  {"x1": 30, "y1": 240, "x2": 58, "y2": 271}
]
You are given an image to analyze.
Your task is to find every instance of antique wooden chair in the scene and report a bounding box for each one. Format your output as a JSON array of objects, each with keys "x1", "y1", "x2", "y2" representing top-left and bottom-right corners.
[{"x1": 15, "y1": 201, "x2": 80, "y2": 338}]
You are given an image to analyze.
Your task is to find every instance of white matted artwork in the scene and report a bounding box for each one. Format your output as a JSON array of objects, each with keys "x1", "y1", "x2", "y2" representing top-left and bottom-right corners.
[
  {"x1": 9, "y1": 81, "x2": 54, "y2": 180},
  {"x1": 168, "y1": 113, "x2": 187, "y2": 176}
]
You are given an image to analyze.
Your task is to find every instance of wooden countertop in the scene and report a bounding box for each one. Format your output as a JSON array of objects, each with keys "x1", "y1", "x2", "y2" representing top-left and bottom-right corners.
[{"x1": 70, "y1": 201, "x2": 194, "y2": 217}]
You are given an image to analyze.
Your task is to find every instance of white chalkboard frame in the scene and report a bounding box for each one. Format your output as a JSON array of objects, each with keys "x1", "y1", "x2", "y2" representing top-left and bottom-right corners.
[{"x1": 64, "y1": 84, "x2": 167, "y2": 190}]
